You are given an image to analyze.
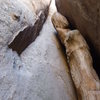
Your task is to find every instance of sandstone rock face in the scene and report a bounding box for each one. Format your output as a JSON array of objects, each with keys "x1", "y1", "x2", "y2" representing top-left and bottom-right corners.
[
  {"x1": 7, "y1": 0, "x2": 50, "y2": 54},
  {"x1": 56, "y1": 0, "x2": 100, "y2": 77},
  {"x1": 0, "y1": 0, "x2": 77, "y2": 100}
]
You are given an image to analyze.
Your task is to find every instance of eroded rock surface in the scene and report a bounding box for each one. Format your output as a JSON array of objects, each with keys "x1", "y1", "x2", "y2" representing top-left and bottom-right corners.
[
  {"x1": 8, "y1": 0, "x2": 50, "y2": 55},
  {"x1": 0, "y1": 0, "x2": 77, "y2": 100},
  {"x1": 56, "y1": 0, "x2": 100, "y2": 77}
]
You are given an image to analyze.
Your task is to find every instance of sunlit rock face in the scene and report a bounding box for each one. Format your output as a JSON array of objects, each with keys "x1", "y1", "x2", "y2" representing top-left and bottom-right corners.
[
  {"x1": 0, "y1": 0, "x2": 77, "y2": 100},
  {"x1": 8, "y1": 0, "x2": 50, "y2": 54},
  {"x1": 56, "y1": 0, "x2": 100, "y2": 77}
]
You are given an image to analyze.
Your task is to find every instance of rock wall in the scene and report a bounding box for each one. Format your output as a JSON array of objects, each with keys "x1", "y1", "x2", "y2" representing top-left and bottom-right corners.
[
  {"x1": 56, "y1": 0, "x2": 100, "y2": 77},
  {"x1": 8, "y1": 0, "x2": 50, "y2": 54},
  {"x1": 0, "y1": 0, "x2": 77, "y2": 100}
]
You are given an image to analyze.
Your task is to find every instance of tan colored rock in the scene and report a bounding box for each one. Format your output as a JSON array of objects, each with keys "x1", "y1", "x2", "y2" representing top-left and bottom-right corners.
[
  {"x1": 8, "y1": 0, "x2": 51, "y2": 54},
  {"x1": 56, "y1": 0, "x2": 100, "y2": 76},
  {"x1": 52, "y1": 12, "x2": 100, "y2": 100},
  {"x1": 52, "y1": 12, "x2": 69, "y2": 29}
]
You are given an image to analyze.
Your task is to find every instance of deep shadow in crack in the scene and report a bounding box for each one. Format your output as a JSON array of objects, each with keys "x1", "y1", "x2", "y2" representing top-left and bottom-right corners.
[
  {"x1": 8, "y1": 8, "x2": 49, "y2": 55},
  {"x1": 85, "y1": 37, "x2": 100, "y2": 78}
]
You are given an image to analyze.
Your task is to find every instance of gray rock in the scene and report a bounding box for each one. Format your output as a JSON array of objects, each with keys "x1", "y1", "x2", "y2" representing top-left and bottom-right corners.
[{"x1": 0, "y1": 0, "x2": 77, "y2": 100}]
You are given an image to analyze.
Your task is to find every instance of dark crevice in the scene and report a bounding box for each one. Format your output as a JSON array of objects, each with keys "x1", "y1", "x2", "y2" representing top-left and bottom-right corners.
[
  {"x1": 85, "y1": 37, "x2": 100, "y2": 78},
  {"x1": 65, "y1": 16, "x2": 77, "y2": 30},
  {"x1": 8, "y1": 7, "x2": 49, "y2": 55}
]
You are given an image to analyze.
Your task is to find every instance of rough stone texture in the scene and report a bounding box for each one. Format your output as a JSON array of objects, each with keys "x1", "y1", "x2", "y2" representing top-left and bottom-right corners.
[
  {"x1": 0, "y1": 0, "x2": 77, "y2": 100},
  {"x1": 8, "y1": 0, "x2": 50, "y2": 54},
  {"x1": 56, "y1": 0, "x2": 100, "y2": 77},
  {"x1": 52, "y1": 12, "x2": 100, "y2": 100}
]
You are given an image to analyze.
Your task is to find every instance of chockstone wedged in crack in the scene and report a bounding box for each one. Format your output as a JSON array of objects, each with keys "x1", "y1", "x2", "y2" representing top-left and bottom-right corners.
[{"x1": 0, "y1": 0, "x2": 77, "y2": 100}]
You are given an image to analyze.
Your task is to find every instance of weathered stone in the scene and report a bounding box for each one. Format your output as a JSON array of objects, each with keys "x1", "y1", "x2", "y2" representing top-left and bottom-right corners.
[
  {"x1": 8, "y1": 0, "x2": 50, "y2": 54},
  {"x1": 52, "y1": 12, "x2": 69, "y2": 29},
  {"x1": 56, "y1": 0, "x2": 100, "y2": 77},
  {"x1": 0, "y1": 0, "x2": 77, "y2": 100},
  {"x1": 52, "y1": 12, "x2": 100, "y2": 100}
]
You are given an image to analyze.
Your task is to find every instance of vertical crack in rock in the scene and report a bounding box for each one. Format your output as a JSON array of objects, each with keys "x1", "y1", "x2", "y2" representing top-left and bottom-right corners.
[{"x1": 9, "y1": 8, "x2": 49, "y2": 55}]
